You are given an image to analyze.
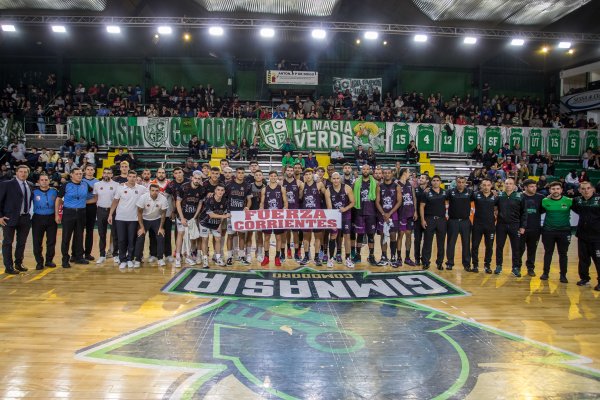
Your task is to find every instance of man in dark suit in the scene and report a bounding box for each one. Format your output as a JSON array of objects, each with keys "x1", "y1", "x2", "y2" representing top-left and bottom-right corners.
[{"x1": 0, "y1": 165, "x2": 33, "y2": 274}]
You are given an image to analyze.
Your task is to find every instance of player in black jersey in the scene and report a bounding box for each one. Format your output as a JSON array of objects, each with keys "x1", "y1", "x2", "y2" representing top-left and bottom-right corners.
[
  {"x1": 225, "y1": 167, "x2": 252, "y2": 266},
  {"x1": 260, "y1": 171, "x2": 288, "y2": 267},
  {"x1": 293, "y1": 163, "x2": 303, "y2": 182},
  {"x1": 300, "y1": 169, "x2": 327, "y2": 266},
  {"x1": 175, "y1": 170, "x2": 205, "y2": 268},
  {"x1": 197, "y1": 184, "x2": 230, "y2": 268},
  {"x1": 248, "y1": 169, "x2": 266, "y2": 263},
  {"x1": 317, "y1": 166, "x2": 332, "y2": 262},
  {"x1": 244, "y1": 161, "x2": 259, "y2": 186},
  {"x1": 282, "y1": 166, "x2": 304, "y2": 261}
]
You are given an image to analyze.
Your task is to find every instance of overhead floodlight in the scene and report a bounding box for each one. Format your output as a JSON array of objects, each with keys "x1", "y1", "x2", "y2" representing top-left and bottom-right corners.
[
  {"x1": 157, "y1": 26, "x2": 172, "y2": 34},
  {"x1": 208, "y1": 26, "x2": 224, "y2": 36},
  {"x1": 311, "y1": 29, "x2": 326, "y2": 39},
  {"x1": 1, "y1": 24, "x2": 16, "y2": 32},
  {"x1": 106, "y1": 25, "x2": 120, "y2": 34},
  {"x1": 260, "y1": 28, "x2": 275, "y2": 38},
  {"x1": 51, "y1": 25, "x2": 66, "y2": 33},
  {"x1": 364, "y1": 31, "x2": 378, "y2": 40},
  {"x1": 558, "y1": 41, "x2": 571, "y2": 49},
  {"x1": 414, "y1": 34, "x2": 428, "y2": 42},
  {"x1": 511, "y1": 38, "x2": 525, "y2": 46},
  {"x1": 463, "y1": 37, "x2": 477, "y2": 44}
]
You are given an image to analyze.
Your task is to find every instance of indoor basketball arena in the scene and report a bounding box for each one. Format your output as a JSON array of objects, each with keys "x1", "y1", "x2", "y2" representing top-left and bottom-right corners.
[{"x1": 1, "y1": 0, "x2": 600, "y2": 398}]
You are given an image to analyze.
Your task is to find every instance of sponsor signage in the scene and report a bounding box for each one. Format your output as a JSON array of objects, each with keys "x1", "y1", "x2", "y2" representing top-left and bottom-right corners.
[
  {"x1": 230, "y1": 209, "x2": 341, "y2": 232},
  {"x1": 561, "y1": 89, "x2": 600, "y2": 113},
  {"x1": 162, "y1": 268, "x2": 467, "y2": 301},
  {"x1": 266, "y1": 70, "x2": 318, "y2": 85}
]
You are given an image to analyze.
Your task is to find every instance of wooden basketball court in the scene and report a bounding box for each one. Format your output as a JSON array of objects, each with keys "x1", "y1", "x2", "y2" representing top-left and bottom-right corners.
[{"x1": 1, "y1": 230, "x2": 599, "y2": 399}]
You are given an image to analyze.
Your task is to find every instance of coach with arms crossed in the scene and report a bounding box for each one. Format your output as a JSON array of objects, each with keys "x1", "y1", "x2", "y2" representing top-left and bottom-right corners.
[{"x1": 0, "y1": 165, "x2": 33, "y2": 274}]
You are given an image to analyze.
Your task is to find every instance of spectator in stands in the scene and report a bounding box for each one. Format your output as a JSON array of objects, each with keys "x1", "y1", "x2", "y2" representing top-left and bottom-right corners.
[
  {"x1": 74, "y1": 137, "x2": 87, "y2": 152},
  {"x1": 545, "y1": 152, "x2": 556, "y2": 176},
  {"x1": 199, "y1": 139, "x2": 210, "y2": 160},
  {"x1": 226, "y1": 140, "x2": 240, "y2": 161},
  {"x1": 0, "y1": 164, "x2": 12, "y2": 182},
  {"x1": 516, "y1": 158, "x2": 529, "y2": 183},
  {"x1": 55, "y1": 158, "x2": 65, "y2": 174},
  {"x1": 536, "y1": 176, "x2": 549, "y2": 196},
  {"x1": 406, "y1": 140, "x2": 419, "y2": 164},
  {"x1": 9, "y1": 146, "x2": 27, "y2": 167},
  {"x1": 529, "y1": 150, "x2": 547, "y2": 176},
  {"x1": 582, "y1": 148, "x2": 594, "y2": 169},
  {"x1": 354, "y1": 145, "x2": 367, "y2": 168},
  {"x1": 588, "y1": 119, "x2": 598, "y2": 129},
  {"x1": 188, "y1": 135, "x2": 200, "y2": 158},
  {"x1": 330, "y1": 146, "x2": 345, "y2": 165},
  {"x1": 248, "y1": 136, "x2": 260, "y2": 161},
  {"x1": 579, "y1": 170, "x2": 590, "y2": 183},
  {"x1": 471, "y1": 144, "x2": 483, "y2": 163},
  {"x1": 282, "y1": 151, "x2": 295, "y2": 170},
  {"x1": 482, "y1": 148, "x2": 497, "y2": 169},
  {"x1": 366, "y1": 147, "x2": 377, "y2": 169},
  {"x1": 502, "y1": 156, "x2": 517, "y2": 176},
  {"x1": 294, "y1": 153, "x2": 306, "y2": 168},
  {"x1": 74, "y1": 83, "x2": 86, "y2": 103},
  {"x1": 113, "y1": 148, "x2": 129, "y2": 166},
  {"x1": 60, "y1": 135, "x2": 76, "y2": 157},
  {"x1": 272, "y1": 106, "x2": 286, "y2": 119},
  {"x1": 240, "y1": 138, "x2": 250, "y2": 161},
  {"x1": 500, "y1": 143, "x2": 513, "y2": 159},
  {"x1": 280, "y1": 138, "x2": 295, "y2": 157},
  {"x1": 305, "y1": 152, "x2": 318, "y2": 169},
  {"x1": 36, "y1": 105, "x2": 46, "y2": 134},
  {"x1": 565, "y1": 170, "x2": 580, "y2": 191},
  {"x1": 197, "y1": 107, "x2": 209, "y2": 118}
]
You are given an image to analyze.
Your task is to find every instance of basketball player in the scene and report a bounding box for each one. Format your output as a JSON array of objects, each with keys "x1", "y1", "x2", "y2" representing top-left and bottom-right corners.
[
  {"x1": 282, "y1": 165, "x2": 304, "y2": 261},
  {"x1": 248, "y1": 169, "x2": 265, "y2": 263},
  {"x1": 198, "y1": 184, "x2": 230, "y2": 268},
  {"x1": 300, "y1": 168, "x2": 327, "y2": 266},
  {"x1": 175, "y1": 170, "x2": 205, "y2": 267},
  {"x1": 353, "y1": 164, "x2": 379, "y2": 266},
  {"x1": 413, "y1": 174, "x2": 430, "y2": 265},
  {"x1": 225, "y1": 167, "x2": 252, "y2": 266},
  {"x1": 325, "y1": 172, "x2": 355, "y2": 268},
  {"x1": 396, "y1": 168, "x2": 418, "y2": 267},
  {"x1": 375, "y1": 168, "x2": 402, "y2": 266},
  {"x1": 260, "y1": 171, "x2": 288, "y2": 266}
]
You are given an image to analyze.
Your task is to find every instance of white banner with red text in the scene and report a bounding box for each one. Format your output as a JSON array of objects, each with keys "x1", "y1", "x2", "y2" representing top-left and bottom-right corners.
[{"x1": 231, "y1": 209, "x2": 341, "y2": 232}]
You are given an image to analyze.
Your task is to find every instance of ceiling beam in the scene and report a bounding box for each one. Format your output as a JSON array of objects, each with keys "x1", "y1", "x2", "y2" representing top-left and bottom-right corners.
[{"x1": 1, "y1": 15, "x2": 598, "y2": 42}]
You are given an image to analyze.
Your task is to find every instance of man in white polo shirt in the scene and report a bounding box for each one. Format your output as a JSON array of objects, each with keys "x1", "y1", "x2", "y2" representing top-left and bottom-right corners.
[
  {"x1": 133, "y1": 184, "x2": 168, "y2": 267},
  {"x1": 108, "y1": 171, "x2": 147, "y2": 270},
  {"x1": 94, "y1": 167, "x2": 117, "y2": 264}
]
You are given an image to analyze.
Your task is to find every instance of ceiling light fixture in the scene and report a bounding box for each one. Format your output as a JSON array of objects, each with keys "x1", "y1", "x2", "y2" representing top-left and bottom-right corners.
[
  {"x1": 364, "y1": 31, "x2": 378, "y2": 40},
  {"x1": 311, "y1": 29, "x2": 326, "y2": 39},
  {"x1": 208, "y1": 26, "x2": 224, "y2": 36},
  {"x1": 106, "y1": 26, "x2": 120, "y2": 34},
  {"x1": 511, "y1": 38, "x2": 525, "y2": 46},
  {"x1": 1, "y1": 24, "x2": 16, "y2": 32},
  {"x1": 51, "y1": 25, "x2": 66, "y2": 33},
  {"x1": 157, "y1": 26, "x2": 172, "y2": 34},
  {"x1": 260, "y1": 28, "x2": 275, "y2": 38},
  {"x1": 558, "y1": 41, "x2": 571, "y2": 49},
  {"x1": 414, "y1": 34, "x2": 428, "y2": 42},
  {"x1": 463, "y1": 37, "x2": 477, "y2": 44}
]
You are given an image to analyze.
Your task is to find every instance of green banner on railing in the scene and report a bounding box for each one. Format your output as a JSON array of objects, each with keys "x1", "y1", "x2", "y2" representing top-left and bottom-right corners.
[
  {"x1": 68, "y1": 117, "x2": 257, "y2": 148},
  {"x1": 258, "y1": 119, "x2": 385, "y2": 152}
]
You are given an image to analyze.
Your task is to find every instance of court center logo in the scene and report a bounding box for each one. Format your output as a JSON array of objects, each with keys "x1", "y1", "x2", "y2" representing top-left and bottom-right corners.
[
  {"x1": 259, "y1": 119, "x2": 289, "y2": 150},
  {"x1": 77, "y1": 270, "x2": 600, "y2": 399},
  {"x1": 162, "y1": 268, "x2": 466, "y2": 301},
  {"x1": 145, "y1": 117, "x2": 169, "y2": 148}
]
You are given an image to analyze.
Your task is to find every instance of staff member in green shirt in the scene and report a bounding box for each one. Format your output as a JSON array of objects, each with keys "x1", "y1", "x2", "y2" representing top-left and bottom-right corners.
[
  {"x1": 571, "y1": 181, "x2": 600, "y2": 290},
  {"x1": 540, "y1": 181, "x2": 573, "y2": 283}
]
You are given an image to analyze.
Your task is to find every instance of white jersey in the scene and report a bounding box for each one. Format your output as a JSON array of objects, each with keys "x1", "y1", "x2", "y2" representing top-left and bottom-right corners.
[
  {"x1": 114, "y1": 184, "x2": 147, "y2": 221},
  {"x1": 93, "y1": 180, "x2": 119, "y2": 208}
]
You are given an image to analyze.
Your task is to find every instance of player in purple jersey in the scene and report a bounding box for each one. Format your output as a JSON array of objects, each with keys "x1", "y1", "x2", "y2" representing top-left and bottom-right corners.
[
  {"x1": 376, "y1": 168, "x2": 402, "y2": 267},
  {"x1": 260, "y1": 171, "x2": 288, "y2": 267},
  {"x1": 282, "y1": 166, "x2": 304, "y2": 261},
  {"x1": 353, "y1": 164, "x2": 378, "y2": 266},
  {"x1": 225, "y1": 167, "x2": 253, "y2": 266},
  {"x1": 300, "y1": 168, "x2": 327, "y2": 266},
  {"x1": 316, "y1": 166, "x2": 333, "y2": 262},
  {"x1": 342, "y1": 163, "x2": 357, "y2": 255},
  {"x1": 396, "y1": 168, "x2": 418, "y2": 267},
  {"x1": 325, "y1": 172, "x2": 355, "y2": 269}
]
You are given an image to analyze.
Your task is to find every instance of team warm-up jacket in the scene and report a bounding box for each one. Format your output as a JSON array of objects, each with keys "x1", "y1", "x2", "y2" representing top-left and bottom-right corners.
[
  {"x1": 496, "y1": 190, "x2": 527, "y2": 229},
  {"x1": 572, "y1": 193, "x2": 600, "y2": 238}
]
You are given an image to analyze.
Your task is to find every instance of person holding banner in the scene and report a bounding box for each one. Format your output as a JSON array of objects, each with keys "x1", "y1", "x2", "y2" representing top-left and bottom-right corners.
[
  {"x1": 248, "y1": 169, "x2": 266, "y2": 263},
  {"x1": 282, "y1": 165, "x2": 304, "y2": 261},
  {"x1": 325, "y1": 172, "x2": 355, "y2": 268},
  {"x1": 260, "y1": 171, "x2": 288, "y2": 267},
  {"x1": 300, "y1": 168, "x2": 327, "y2": 267},
  {"x1": 225, "y1": 167, "x2": 252, "y2": 266}
]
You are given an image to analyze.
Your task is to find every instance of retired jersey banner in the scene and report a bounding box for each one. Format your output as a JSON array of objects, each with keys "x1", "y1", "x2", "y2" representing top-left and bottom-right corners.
[
  {"x1": 332, "y1": 77, "x2": 382, "y2": 101},
  {"x1": 68, "y1": 116, "x2": 256, "y2": 148},
  {"x1": 231, "y1": 209, "x2": 341, "y2": 232},
  {"x1": 266, "y1": 70, "x2": 318, "y2": 85},
  {"x1": 259, "y1": 119, "x2": 385, "y2": 152}
]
